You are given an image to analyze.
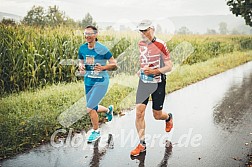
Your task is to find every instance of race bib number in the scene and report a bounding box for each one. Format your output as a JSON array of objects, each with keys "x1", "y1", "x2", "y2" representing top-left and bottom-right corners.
[
  {"x1": 140, "y1": 70, "x2": 156, "y2": 83},
  {"x1": 85, "y1": 64, "x2": 102, "y2": 79}
]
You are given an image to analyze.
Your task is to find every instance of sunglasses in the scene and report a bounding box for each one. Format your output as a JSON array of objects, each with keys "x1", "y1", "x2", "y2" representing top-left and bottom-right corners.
[
  {"x1": 83, "y1": 32, "x2": 96, "y2": 36},
  {"x1": 139, "y1": 27, "x2": 150, "y2": 33}
]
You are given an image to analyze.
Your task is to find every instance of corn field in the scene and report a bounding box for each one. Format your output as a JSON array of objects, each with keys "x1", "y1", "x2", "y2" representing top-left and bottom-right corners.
[
  {"x1": 0, "y1": 25, "x2": 252, "y2": 95},
  {"x1": 0, "y1": 25, "x2": 83, "y2": 94}
]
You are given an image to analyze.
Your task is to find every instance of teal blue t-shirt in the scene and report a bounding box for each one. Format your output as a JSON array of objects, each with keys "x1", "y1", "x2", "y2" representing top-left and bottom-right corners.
[{"x1": 78, "y1": 42, "x2": 112, "y2": 86}]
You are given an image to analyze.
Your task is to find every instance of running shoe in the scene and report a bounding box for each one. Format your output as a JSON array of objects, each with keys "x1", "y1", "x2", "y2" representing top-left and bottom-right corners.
[
  {"x1": 106, "y1": 105, "x2": 114, "y2": 121},
  {"x1": 87, "y1": 131, "x2": 101, "y2": 143},
  {"x1": 165, "y1": 113, "x2": 173, "y2": 132},
  {"x1": 130, "y1": 144, "x2": 146, "y2": 156}
]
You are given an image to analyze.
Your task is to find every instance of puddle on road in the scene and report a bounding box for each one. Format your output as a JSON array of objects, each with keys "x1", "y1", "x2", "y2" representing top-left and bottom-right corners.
[{"x1": 213, "y1": 73, "x2": 252, "y2": 132}]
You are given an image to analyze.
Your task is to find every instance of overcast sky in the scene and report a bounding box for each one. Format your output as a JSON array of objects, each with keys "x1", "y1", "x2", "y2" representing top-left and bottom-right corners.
[{"x1": 0, "y1": 0, "x2": 232, "y2": 22}]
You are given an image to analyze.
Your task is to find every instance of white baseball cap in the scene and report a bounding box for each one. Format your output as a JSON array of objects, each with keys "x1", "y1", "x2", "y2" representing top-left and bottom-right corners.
[{"x1": 137, "y1": 19, "x2": 154, "y2": 30}]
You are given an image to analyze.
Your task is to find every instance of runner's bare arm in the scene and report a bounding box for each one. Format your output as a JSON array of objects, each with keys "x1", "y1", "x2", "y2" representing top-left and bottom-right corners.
[{"x1": 156, "y1": 60, "x2": 173, "y2": 74}]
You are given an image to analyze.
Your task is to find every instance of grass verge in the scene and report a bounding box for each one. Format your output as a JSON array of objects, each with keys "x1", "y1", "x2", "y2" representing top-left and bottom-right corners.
[{"x1": 166, "y1": 51, "x2": 252, "y2": 93}]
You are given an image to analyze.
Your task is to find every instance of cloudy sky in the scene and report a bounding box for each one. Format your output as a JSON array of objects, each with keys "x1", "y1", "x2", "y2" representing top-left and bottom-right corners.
[{"x1": 0, "y1": 0, "x2": 232, "y2": 22}]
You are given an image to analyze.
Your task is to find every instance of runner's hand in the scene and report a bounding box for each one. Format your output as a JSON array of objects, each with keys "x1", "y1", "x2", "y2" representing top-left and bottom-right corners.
[
  {"x1": 79, "y1": 64, "x2": 86, "y2": 75},
  {"x1": 94, "y1": 63, "x2": 104, "y2": 72},
  {"x1": 143, "y1": 66, "x2": 153, "y2": 75},
  {"x1": 143, "y1": 65, "x2": 159, "y2": 75},
  {"x1": 136, "y1": 70, "x2": 140, "y2": 77}
]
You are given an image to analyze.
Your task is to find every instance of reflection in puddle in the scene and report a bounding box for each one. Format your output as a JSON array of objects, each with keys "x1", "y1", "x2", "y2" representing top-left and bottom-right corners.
[
  {"x1": 213, "y1": 74, "x2": 252, "y2": 132},
  {"x1": 89, "y1": 134, "x2": 114, "y2": 167},
  {"x1": 130, "y1": 151, "x2": 146, "y2": 167},
  {"x1": 157, "y1": 141, "x2": 173, "y2": 167}
]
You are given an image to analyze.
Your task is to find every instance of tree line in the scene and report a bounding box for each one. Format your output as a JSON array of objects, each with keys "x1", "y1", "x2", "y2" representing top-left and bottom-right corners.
[
  {"x1": 176, "y1": 22, "x2": 251, "y2": 35},
  {"x1": 1, "y1": 5, "x2": 97, "y2": 28}
]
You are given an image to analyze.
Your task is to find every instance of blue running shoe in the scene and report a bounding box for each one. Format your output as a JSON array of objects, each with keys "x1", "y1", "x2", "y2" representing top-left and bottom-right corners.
[
  {"x1": 106, "y1": 105, "x2": 113, "y2": 122},
  {"x1": 87, "y1": 131, "x2": 101, "y2": 143}
]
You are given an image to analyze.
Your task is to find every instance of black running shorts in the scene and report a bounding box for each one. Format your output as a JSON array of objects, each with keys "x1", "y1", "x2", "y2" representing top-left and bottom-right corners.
[{"x1": 136, "y1": 75, "x2": 166, "y2": 110}]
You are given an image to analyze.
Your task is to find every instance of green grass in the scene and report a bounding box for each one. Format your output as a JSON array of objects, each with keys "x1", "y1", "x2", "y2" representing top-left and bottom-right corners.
[
  {"x1": 167, "y1": 51, "x2": 252, "y2": 92},
  {"x1": 0, "y1": 50, "x2": 252, "y2": 159}
]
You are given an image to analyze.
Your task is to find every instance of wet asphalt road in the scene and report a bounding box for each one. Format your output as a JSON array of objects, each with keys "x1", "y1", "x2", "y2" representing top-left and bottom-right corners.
[{"x1": 1, "y1": 61, "x2": 252, "y2": 167}]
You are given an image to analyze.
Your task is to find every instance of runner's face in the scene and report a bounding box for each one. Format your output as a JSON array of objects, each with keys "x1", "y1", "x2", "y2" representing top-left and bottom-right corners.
[
  {"x1": 140, "y1": 27, "x2": 154, "y2": 42},
  {"x1": 84, "y1": 28, "x2": 97, "y2": 43}
]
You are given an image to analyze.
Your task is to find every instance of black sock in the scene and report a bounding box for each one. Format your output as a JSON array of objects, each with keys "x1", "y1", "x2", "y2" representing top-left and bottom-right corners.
[
  {"x1": 140, "y1": 139, "x2": 146, "y2": 146},
  {"x1": 166, "y1": 113, "x2": 172, "y2": 122}
]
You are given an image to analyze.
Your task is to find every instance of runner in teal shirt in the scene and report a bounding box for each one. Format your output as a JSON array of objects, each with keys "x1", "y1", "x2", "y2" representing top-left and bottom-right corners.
[
  {"x1": 78, "y1": 41, "x2": 112, "y2": 86},
  {"x1": 78, "y1": 25, "x2": 117, "y2": 143}
]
